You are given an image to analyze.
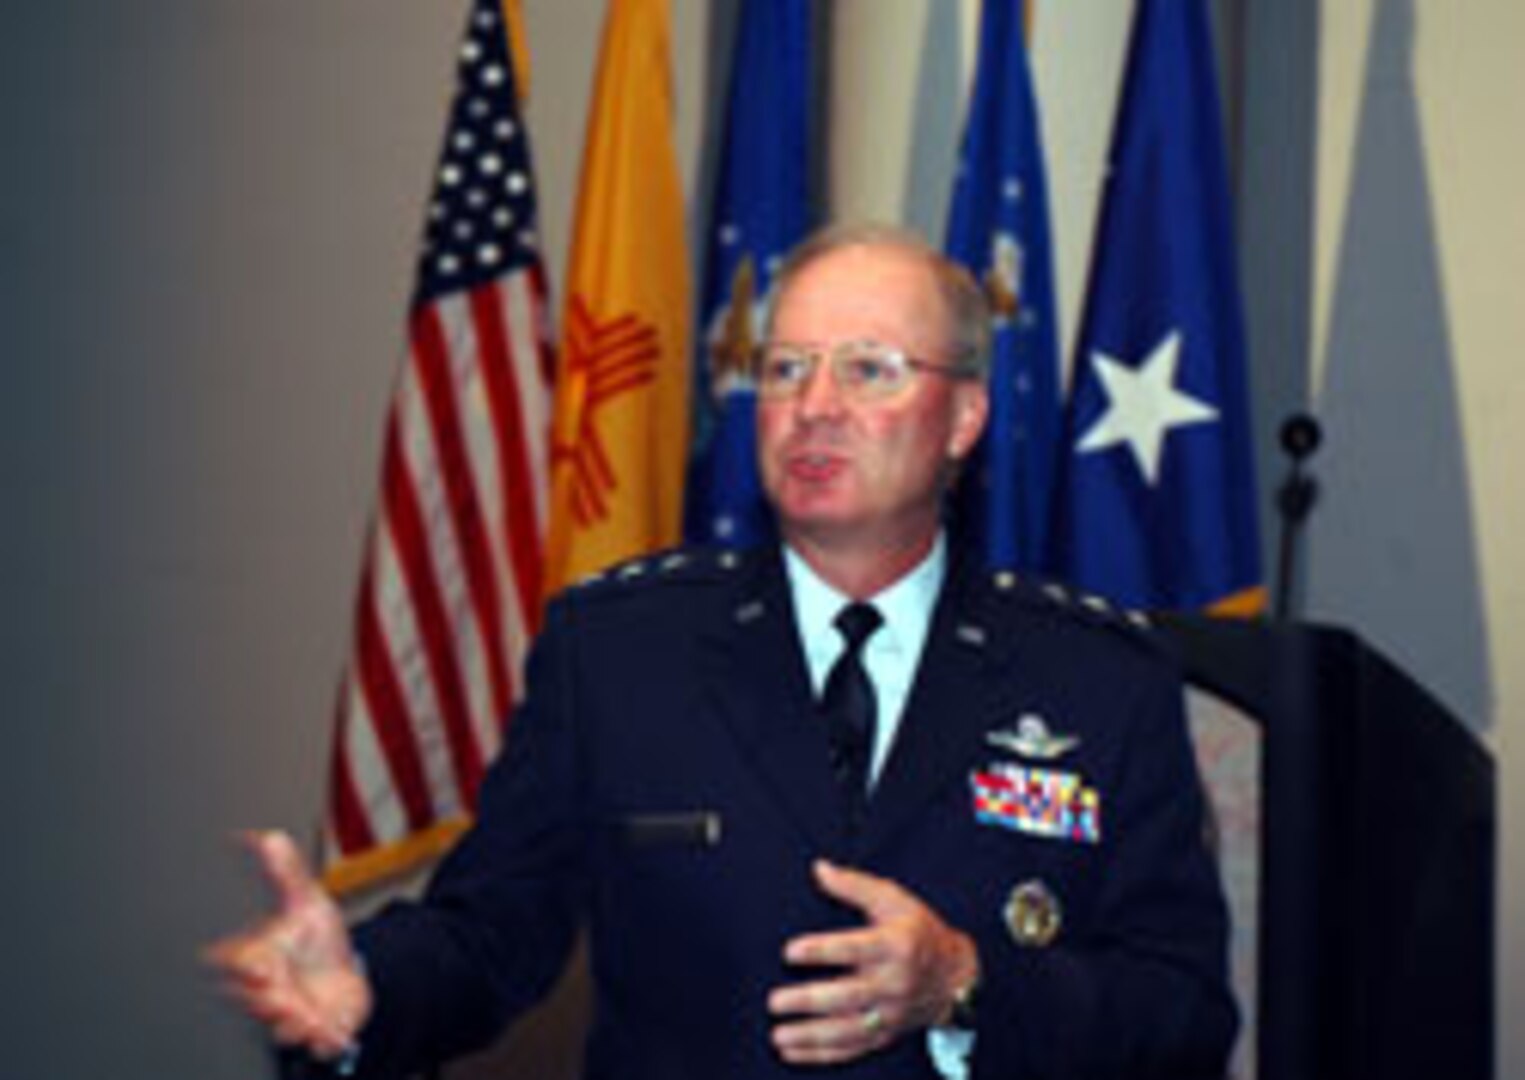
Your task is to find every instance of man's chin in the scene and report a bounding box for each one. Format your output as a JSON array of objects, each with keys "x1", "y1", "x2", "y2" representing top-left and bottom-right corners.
[
  {"x1": 777, "y1": 511, "x2": 881, "y2": 552},
  {"x1": 776, "y1": 499, "x2": 857, "y2": 535}
]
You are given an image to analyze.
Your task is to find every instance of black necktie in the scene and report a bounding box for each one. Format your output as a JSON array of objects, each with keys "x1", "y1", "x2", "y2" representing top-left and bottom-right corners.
[{"x1": 821, "y1": 602, "x2": 883, "y2": 829}]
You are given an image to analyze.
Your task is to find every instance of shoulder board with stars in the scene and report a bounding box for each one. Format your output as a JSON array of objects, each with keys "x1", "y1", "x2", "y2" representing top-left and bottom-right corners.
[
  {"x1": 566, "y1": 546, "x2": 751, "y2": 599},
  {"x1": 985, "y1": 570, "x2": 1155, "y2": 639}
]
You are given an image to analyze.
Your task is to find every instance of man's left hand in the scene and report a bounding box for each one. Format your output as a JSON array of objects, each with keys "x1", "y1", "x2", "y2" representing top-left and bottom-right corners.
[{"x1": 767, "y1": 859, "x2": 979, "y2": 1065}]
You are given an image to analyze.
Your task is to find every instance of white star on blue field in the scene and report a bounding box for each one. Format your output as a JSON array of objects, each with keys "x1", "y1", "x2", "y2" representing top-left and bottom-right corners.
[{"x1": 1075, "y1": 330, "x2": 1218, "y2": 485}]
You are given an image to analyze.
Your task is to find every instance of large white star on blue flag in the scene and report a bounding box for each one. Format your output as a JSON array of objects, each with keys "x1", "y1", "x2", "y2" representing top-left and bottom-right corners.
[{"x1": 1075, "y1": 330, "x2": 1218, "y2": 485}]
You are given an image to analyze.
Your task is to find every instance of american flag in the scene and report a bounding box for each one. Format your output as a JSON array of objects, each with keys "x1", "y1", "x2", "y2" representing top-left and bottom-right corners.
[{"x1": 321, "y1": 0, "x2": 553, "y2": 893}]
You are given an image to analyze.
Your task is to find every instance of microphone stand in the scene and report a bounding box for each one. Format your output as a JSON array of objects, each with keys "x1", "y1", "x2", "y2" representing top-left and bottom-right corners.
[{"x1": 1273, "y1": 413, "x2": 1322, "y2": 620}]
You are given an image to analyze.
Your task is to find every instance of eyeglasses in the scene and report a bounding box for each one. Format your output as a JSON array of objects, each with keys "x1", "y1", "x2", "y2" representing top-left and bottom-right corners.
[{"x1": 753, "y1": 340, "x2": 982, "y2": 402}]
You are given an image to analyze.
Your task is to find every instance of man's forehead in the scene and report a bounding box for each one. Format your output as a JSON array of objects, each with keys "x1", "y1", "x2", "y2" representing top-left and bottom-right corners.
[
  {"x1": 774, "y1": 245, "x2": 947, "y2": 325},
  {"x1": 788, "y1": 242, "x2": 935, "y2": 284}
]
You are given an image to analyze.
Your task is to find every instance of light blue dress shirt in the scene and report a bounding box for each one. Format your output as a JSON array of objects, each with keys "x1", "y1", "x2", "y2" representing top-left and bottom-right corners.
[
  {"x1": 781, "y1": 533, "x2": 974, "y2": 1077},
  {"x1": 783, "y1": 534, "x2": 945, "y2": 787}
]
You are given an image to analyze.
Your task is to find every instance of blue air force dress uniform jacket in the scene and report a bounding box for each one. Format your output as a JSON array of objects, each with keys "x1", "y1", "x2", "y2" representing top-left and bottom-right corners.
[{"x1": 346, "y1": 545, "x2": 1238, "y2": 1079}]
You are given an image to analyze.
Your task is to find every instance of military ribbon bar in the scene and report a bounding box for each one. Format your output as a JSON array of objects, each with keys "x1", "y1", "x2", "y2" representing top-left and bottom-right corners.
[{"x1": 970, "y1": 764, "x2": 1102, "y2": 844}]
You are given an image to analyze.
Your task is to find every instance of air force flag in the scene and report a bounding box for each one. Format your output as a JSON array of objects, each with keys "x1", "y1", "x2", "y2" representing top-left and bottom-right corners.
[
  {"x1": 944, "y1": 0, "x2": 1062, "y2": 572},
  {"x1": 684, "y1": 0, "x2": 813, "y2": 547}
]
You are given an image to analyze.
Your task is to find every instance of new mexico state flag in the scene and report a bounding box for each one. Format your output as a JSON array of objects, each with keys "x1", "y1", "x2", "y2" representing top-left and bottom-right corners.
[{"x1": 544, "y1": 0, "x2": 692, "y2": 596}]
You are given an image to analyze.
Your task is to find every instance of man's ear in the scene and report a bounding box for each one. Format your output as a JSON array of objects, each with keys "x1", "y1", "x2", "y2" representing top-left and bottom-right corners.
[{"x1": 947, "y1": 383, "x2": 990, "y2": 461}]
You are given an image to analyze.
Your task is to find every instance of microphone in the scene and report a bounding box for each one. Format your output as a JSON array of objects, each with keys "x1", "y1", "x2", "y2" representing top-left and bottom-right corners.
[{"x1": 1274, "y1": 412, "x2": 1322, "y2": 619}]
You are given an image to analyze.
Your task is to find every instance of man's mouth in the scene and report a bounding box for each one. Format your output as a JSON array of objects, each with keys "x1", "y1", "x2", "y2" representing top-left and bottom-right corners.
[{"x1": 785, "y1": 450, "x2": 848, "y2": 483}]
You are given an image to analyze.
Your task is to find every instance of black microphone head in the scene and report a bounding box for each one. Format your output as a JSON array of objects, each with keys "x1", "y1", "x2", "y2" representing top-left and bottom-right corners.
[{"x1": 1280, "y1": 413, "x2": 1322, "y2": 461}]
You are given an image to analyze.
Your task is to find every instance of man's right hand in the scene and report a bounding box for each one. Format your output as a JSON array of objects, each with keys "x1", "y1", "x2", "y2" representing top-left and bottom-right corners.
[{"x1": 205, "y1": 830, "x2": 373, "y2": 1060}]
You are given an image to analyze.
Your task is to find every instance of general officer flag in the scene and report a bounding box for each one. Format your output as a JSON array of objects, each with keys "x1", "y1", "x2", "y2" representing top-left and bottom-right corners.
[
  {"x1": 1050, "y1": 0, "x2": 1263, "y2": 614},
  {"x1": 684, "y1": 0, "x2": 813, "y2": 548},
  {"x1": 944, "y1": 0, "x2": 1062, "y2": 572}
]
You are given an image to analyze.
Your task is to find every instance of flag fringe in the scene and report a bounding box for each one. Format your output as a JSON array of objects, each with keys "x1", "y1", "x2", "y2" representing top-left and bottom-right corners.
[
  {"x1": 1208, "y1": 585, "x2": 1267, "y2": 618},
  {"x1": 322, "y1": 818, "x2": 472, "y2": 897}
]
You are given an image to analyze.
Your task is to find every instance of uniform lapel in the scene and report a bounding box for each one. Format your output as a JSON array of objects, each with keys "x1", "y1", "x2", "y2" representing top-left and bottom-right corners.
[
  {"x1": 860, "y1": 552, "x2": 1012, "y2": 858},
  {"x1": 699, "y1": 549, "x2": 852, "y2": 856}
]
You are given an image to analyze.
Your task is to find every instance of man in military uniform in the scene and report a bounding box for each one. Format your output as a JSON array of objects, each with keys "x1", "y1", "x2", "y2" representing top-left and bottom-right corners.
[{"x1": 210, "y1": 224, "x2": 1237, "y2": 1078}]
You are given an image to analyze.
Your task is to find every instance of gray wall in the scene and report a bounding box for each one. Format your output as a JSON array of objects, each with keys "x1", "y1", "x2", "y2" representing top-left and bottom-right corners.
[{"x1": 2, "y1": 3, "x2": 457, "y2": 1076}]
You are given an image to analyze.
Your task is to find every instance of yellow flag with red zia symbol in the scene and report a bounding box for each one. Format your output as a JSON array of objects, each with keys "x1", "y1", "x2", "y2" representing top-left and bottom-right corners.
[{"x1": 543, "y1": 0, "x2": 691, "y2": 597}]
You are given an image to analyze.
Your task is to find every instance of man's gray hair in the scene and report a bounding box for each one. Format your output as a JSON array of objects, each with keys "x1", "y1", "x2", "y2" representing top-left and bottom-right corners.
[{"x1": 766, "y1": 222, "x2": 993, "y2": 377}]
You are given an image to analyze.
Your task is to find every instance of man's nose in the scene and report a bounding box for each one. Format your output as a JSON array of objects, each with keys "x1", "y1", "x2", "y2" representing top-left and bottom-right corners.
[{"x1": 796, "y1": 357, "x2": 846, "y2": 420}]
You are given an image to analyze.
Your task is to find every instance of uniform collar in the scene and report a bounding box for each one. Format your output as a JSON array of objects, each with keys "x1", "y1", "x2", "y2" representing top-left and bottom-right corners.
[{"x1": 782, "y1": 534, "x2": 947, "y2": 690}]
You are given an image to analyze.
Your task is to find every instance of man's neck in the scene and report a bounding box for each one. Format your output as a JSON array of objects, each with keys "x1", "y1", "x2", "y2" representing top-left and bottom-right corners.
[{"x1": 781, "y1": 527, "x2": 941, "y2": 600}]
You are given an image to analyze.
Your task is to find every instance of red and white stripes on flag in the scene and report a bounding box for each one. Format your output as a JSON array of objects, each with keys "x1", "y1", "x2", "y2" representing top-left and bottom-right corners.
[{"x1": 321, "y1": 0, "x2": 554, "y2": 893}]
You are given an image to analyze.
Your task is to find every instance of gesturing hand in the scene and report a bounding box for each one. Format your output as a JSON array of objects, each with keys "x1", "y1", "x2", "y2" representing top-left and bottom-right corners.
[
  {"x1": 768, "y1": 859, "x2": 980, "y2": 1066},
  {"x1": 204, "y1": 830, "x2": 372, "y2": 1060}
]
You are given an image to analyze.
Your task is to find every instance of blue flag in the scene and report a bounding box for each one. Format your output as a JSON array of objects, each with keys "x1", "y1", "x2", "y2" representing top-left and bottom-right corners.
[
  {"x1": 1049, "y1": 0, "x2": 1263, "y2": 614},
  {"x1": 944, "y1": 0, "x2": 1062, "y2": 571},
  {"x1": 684, "y1": 0, "x2": 813, "y2": 547}
]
